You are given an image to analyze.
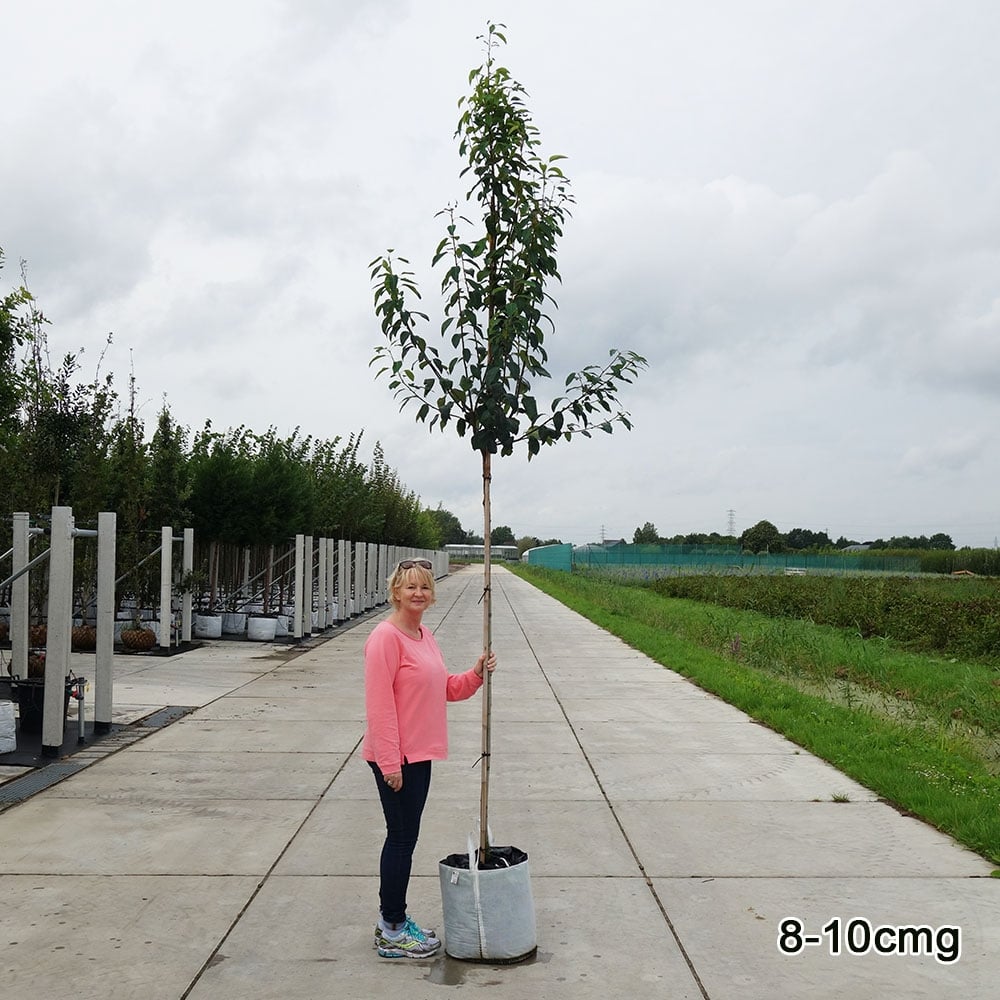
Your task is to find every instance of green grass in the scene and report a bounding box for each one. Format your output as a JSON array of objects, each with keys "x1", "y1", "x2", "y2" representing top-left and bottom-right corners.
[{"x1": 509, "y1": 565, "x2": 1000, "y2": 864}]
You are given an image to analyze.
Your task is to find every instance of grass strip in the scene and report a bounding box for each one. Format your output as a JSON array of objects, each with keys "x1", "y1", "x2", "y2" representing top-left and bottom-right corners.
[{"x1": 510, "y1": 565, "x2": 1000, "y2": 865}]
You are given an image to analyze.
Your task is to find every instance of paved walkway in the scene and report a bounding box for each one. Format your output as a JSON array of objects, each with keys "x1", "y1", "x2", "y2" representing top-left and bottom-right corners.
[{"x1": 0, "y1": 566, "x2": 995, "y2": 999}]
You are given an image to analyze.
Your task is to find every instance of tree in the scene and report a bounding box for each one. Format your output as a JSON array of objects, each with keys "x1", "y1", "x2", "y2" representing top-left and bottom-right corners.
[
  {"x1": 516, "y1": 535, "x2": 541, "y2": 556},
  {"x1": 633, "y1": 522, "x2": 659, "y2": 544},
  {"x1": 785, "y1": 527, "x2": 832, "y2": 551},
  {"x1": 107, "y1": 370, "x2": 154, "y2": 609},
  {"x1": 147, "y1": 402, "x2": 191, "y2": 532},
  {"x1": 740, "y1": 519, "x2": 784, "y2": 554},
  {"x1": 425, "y1": 505, "x2": 468, "y2": 546},
  {"x1": 187, "y1": 423, "x2": 256, "y2": 544},
  {"x1": 371, "y1": 23, "x2": 645, "y2": 855},
  {"x1": 0, "y1": 249, "x2": 34, "y2": 445},
  {"x1": 311, "y1": 432, "x2": 368, "y2": 540},
  {"x1": 249, "y1": 428, "x2": 315, "y2": 543},
  {"x1": 491, "y1": 525, "x2": 516, "y2": 546}
]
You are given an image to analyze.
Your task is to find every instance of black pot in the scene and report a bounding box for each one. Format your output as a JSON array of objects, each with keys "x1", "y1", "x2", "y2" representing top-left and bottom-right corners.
[{"x1": 12, "y1": 677, "x2": 73, "y2": 735}]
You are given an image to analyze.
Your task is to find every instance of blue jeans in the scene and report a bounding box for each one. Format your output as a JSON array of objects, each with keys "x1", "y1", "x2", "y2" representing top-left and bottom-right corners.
[{"x1": 369, "y1": 759, "x2": 432, "y2": 924}]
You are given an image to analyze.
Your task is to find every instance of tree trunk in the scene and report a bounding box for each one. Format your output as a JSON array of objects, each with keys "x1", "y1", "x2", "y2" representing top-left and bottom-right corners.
[{"x1": 479, "y1": 448, "x2": 493, "y2": 859}]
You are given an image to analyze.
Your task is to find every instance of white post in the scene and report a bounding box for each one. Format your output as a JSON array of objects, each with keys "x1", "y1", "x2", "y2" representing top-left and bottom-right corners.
[
  {"x1": 43, "y1": 506, "x2": 74, "y2": 755},
  {"x1": 337, "y1": 540, "x2": 348, "y2": 620},
  {"x1": 159, "y1": 526, "x2": 172, "y2": 650},
  {"x1": 95, "y1": 511, "x2": 116, "y2": 732},
  {"x1": 317, "y1": 537, "x2": 327, "y2": 633},
  {"x1": 379, "y1": 544, "x2": 389, "y2": 603},
  {"x1": 293, "y1": 534, "x2": 304, "y2": 639},
  {"x1": 11, "y1": 512, "x2": 29, "y2": 679},
  {"x1": 353, "y1": 543, "x2": 364, "y2": 617},
  {"x1": 181, "y1": 528, "x2": 193, "y2": 642},
  {"x1": 368, "y1": 544, "x2": 378, "y2": 610},
  {"x1": 325, "y1": 538, "x2": 336, "y2": 625},
  {"x1": 363, "y1": 543, "x2": 372, "y2": 610},
  {"x1": 303, "y1": 535, "x2": 314, "y2": 634},
  {"x1": 358, "y1": 544, "x2": 367, "y2": 612}
]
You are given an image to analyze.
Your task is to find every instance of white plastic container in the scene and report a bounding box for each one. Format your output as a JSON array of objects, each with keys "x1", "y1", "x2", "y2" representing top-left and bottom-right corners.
[
  {"x1": 247, "y1": 615, "x2": 278, "y2": 641},
  {"x1": 193, "y1": 614, "x2": 223, "y2": 639}
]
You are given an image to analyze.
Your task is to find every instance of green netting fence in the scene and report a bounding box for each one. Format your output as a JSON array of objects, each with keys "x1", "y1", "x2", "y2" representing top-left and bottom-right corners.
[{"x1": 524, "y1": 543, "x2": 919, "y2": 576}]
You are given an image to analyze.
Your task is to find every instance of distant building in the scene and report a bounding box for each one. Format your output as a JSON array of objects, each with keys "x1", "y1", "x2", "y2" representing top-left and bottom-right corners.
[{"x1": 444, "y1": 544, "x2": 520, "y2": 561}]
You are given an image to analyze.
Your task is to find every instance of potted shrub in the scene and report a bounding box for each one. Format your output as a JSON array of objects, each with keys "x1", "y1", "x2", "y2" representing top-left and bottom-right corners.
[
  {"x1": 120, "y1": 619, "x2": 157, "y2": 651},
  {"x1": 72, "y1": 624, "x2": 98, "y2": 651}
]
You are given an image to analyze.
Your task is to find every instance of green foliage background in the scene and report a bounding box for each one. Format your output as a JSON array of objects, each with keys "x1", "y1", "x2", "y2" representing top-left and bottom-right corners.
[{"x1": 0, "y1": 250, "x2": 440, "y2": 555}]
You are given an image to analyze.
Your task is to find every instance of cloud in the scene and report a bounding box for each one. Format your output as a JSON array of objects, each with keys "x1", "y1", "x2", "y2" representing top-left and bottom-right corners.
[
  {"x1": 2, "y1": 0, "x2": 999, "y2": 550},
  {"x1": 897, "y1": 432, "x2": 991, "y2": 478}
]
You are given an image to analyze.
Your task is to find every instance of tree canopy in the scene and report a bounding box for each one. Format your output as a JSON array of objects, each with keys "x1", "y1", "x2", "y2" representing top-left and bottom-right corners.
[{"x1": 371, "y1": 23, "x2": 646, "y2": 461}]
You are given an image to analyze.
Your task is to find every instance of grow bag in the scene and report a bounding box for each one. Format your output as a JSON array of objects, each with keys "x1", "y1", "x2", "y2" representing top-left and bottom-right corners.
[
  {"x1": 193, "y1": 614, "x2": 223, "y2": 639},
  {"x1": 439, "y1": 844, "x2": 536, "y2": 963},
  {"x1": 221, "y1": 612, "x2": 247, "y2": 635},
  {"x1": 247, "y1": 615, "x2": 278, "y2": 641}
]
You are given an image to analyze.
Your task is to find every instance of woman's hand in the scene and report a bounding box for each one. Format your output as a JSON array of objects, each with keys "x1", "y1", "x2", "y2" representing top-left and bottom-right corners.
[
  {"x1": 474, "y1": 651, "x2": 497, "y2": 678},
  {"x1": 384, "y1": 771, "x2": 403, "y2": 792}
]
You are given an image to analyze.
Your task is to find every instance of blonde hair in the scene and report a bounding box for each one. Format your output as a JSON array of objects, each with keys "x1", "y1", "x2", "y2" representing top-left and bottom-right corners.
[{"x1": 387, "y1": 563, "x2": 436, "y2": 609}]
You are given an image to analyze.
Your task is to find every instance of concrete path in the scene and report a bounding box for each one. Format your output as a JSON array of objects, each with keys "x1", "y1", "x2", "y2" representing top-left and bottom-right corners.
[{"x1": 0, "y1": 566, "x2": 995, "y2": 999}]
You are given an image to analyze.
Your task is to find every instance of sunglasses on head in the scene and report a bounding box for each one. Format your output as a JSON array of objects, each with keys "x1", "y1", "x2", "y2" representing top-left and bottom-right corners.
[{"x1": 398, "y1": 559, "x2": 433, "y2": 570}]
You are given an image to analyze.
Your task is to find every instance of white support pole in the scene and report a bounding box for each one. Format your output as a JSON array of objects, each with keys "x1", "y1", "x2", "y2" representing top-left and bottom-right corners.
[
  {"x1": 95, "y1": 511, "x2": 116, "y2": 732},
  {"x1": 11, "y1": 512, "x2": 29, "y2": 679},
  {"x1": 353, "y1": 543, "x2": 364, "y2": 617},
  {"x1": 365, "y1": 543, "x2": 375, "y2": 611},
  {"x1": 159, "y1": 526, "x2": 172, "y2": 650},
  {"x1": 317, "y1": 537, "x2": 327, "y2": 633},
  {"x1": 293, "y1": 534, "x2": 305, "y2": 640},
  {"x1": 389, "y1": 545, "x2": 398, "y2": 584},
  {"x1": 326, "y1": 538, "x2": 336, "y2": 625},
  {"x1": 337, "y1": 540, "x2": 348, "y2": 620},
  {"x1": 43, "y1": 506, "x2": 74, "y2": 755},
  {"x1": 328, "y1": 538, "x2": 343, "y2": 625},
  {"x1": 323, "y1": 538, "x2": 337, "y2": 628},
  {"x1": 358, "y1": 544, "x2": 366, "y2": 612},
  {"x1": 181, "y1": 528, "x2": 193, "y2": 643},
  {"x1": 304, "y1": 534, "x2": 314, "y2": 634},
  {"x1": 379, "y1": 544, "x2": 389, "y2": 604}
]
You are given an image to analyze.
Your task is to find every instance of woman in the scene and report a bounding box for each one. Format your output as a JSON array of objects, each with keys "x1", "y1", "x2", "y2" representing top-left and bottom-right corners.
[{"x1": 364, "y1": 558, "x2": 496, "y2": 959}]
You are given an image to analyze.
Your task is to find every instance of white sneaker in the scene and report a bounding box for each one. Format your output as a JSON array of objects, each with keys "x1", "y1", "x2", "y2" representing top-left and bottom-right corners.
[{"x1": 374, "y1": 916, "x2": 441, "y2": 959}]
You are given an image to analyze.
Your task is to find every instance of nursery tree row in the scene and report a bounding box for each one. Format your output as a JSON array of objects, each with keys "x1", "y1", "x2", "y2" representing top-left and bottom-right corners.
[{"x1": 0, "y1": 248, "x2": 439, "y2": 551}]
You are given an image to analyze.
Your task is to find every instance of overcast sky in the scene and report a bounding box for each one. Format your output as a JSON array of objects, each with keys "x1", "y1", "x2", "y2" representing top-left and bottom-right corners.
[{"x1": 2, "y1": 0, "x2": 998, "y2": 547}]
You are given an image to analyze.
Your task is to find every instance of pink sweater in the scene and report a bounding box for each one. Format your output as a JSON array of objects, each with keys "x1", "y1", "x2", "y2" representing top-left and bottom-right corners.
[{"x1": 363, "y1": 620, "x2": 483, "y2": 773}]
